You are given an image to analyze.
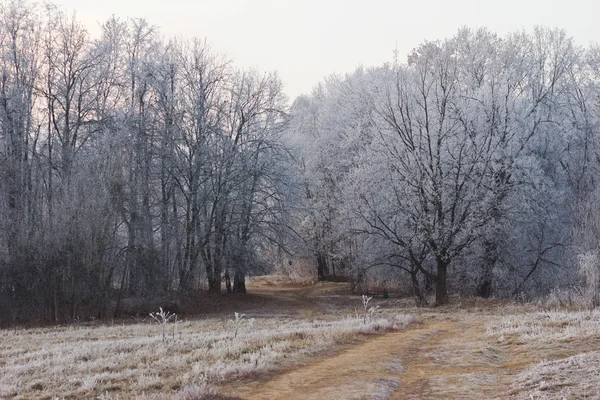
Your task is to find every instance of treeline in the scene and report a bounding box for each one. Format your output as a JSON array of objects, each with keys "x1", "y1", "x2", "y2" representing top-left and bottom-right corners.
[
  {"x1": 290, "y1": 28, "x2": 600, "y2": 305},
  {"x1": 2, "y1": 0, "x2": 600, "y2": 325},
  {"x1": 0, "y1": 1, "x2": 290, "y2": 324}
]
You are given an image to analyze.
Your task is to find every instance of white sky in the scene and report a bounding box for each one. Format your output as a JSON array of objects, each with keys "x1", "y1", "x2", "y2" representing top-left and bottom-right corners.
[{"x1": 53, "y1": 0, "x2": 600, "y2": 102}]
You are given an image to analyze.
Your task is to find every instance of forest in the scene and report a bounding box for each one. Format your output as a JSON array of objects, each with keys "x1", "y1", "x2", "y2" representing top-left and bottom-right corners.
[{"x1": 1, "y1": 0, "x2": 599, "y2": 325}]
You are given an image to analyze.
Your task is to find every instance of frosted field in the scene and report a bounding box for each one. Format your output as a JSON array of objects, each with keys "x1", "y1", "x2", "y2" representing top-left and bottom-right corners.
[{"x1": 0, "y1": 309, "x2": 414, "y2": 399}]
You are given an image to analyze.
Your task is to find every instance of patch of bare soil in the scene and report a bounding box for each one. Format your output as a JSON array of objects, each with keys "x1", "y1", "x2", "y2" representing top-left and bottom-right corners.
[
  {"x1": 179, "y1": 276, "x2": 353, "y2": 319},
  {"x1": 236, "y1": 276, "x2": 358, "y2": 319}
]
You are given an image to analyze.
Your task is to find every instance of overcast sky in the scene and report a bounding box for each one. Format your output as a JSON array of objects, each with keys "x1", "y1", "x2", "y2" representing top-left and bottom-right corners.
[{"x1": 53, "y1": 0, "x2": 600, "y2": 102}]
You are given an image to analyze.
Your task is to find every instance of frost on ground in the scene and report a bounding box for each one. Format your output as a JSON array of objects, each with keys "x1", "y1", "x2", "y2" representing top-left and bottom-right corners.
[
  {"x1": 512, "y1": 352, "x2": 600, "y2": 399},
  {"x1": 486, "y1": 310, "x2": 600, "y2": 398},
  {"x1": 486, "y1": 309, "x2": 600, "y2": 344},
  {"x1": 0, "y1": 313, "x2": 415, "y2": 399}
]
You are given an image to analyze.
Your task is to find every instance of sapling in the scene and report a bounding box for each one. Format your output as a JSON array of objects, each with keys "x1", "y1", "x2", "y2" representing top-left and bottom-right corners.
[
  {"x1": 149, "y1": 307, "x2": 177, "y2": 343},
  {"x1": 362, "y1": 295, "x2": 379, "y2": 324},
  {"x1": 230, "y1": 312, "x2": 254, "y2": 338},
  {"x1": 231, "y1": 312, "x2": 245, "y2": 338}
]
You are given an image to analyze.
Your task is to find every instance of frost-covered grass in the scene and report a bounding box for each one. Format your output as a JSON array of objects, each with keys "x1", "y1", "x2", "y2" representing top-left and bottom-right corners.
[
  {"x1": 486, "y1": 309, "x2": 600, "y2": 398},
  {"x1": 0, "y1": 312, "x2": 415, "y2": 399},
  {"x1": 486, "y1": 309, "x2": 600, "y2": 344},
  {"x1": 512, "y1": 352, "x2": 600, "y2": 399}
]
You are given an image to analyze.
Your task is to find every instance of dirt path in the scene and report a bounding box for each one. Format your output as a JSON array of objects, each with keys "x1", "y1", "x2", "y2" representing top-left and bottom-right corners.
[
  {"x1": 223, "y1": 312, "x2": 534, "y2": 400},
  {"x1": 387, "y1": 317, "x2": 510, "y2": 399},
  {"x1": 243, "y1": 277, "x2": 356, "y2": 319},
  {"x1": 218, "y1": 318, "x2": 461, "y2": 399},
  {"x1": 219, "y1": 278, "x2": 549, "y2": 399}
]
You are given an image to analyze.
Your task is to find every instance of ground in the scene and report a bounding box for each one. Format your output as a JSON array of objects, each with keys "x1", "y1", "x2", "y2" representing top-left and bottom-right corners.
[{"x1": 2, "y1": 277, "x2": 600, "y2": 399}]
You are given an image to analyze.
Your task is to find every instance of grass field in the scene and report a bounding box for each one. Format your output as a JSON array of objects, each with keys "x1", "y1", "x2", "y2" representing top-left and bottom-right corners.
[{"x1": 2, "y1": 277, "x2": 600, "y2": 399}]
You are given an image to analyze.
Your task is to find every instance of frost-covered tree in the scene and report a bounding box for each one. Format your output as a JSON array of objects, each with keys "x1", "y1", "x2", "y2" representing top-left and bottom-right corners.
[
  {"x1": 288, "y1": 69, "x2": 380, "y2": 281},
  {"x1": 0, "y1": 0, "x2": 292, "y2": 324},
  {"x1": 290, "y1": 28, "x2": 592, "y2": 304}
]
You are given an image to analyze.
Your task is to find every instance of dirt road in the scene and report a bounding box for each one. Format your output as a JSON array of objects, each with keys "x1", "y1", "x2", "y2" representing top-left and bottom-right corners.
[
  {"x1": 221, "y1": 278, "x2": 553, "y2": 399},
  {"x1": 226, "y1": 317, "x2": 517, "y2": 400}
]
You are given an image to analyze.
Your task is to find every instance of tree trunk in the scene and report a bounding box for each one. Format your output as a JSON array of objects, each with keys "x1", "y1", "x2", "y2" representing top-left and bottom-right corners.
[
  {"x1": 477, "y1": 239, "x2": 496, "y2": 298},
  {"x1": 113, "y1": 268, "x2": 128, "y2": 318},
  {"x1": 476, "y1": 279, "x2": 493, "y2": 299},
  {"x1": 208, "y1": 274, "x2": 221, "y2": 293},
  {"x1": 411, "y1": 270, "x2": 427, "y2": 307},
  {"x1": 435, "y1": 261, "x2": 449, "y2": 305},
  {"x1": 160, "y1": 193, "x2": 170, "y2": 291},
  {"x1": 234, "y1": 268, "x2": 246, "y2": 293},
  {"x1": 317, "y1": 252, "x2": 328, "y2": 281},
  {"x1": 225, "y1": 269, "x2": 232, "y2": 293},
  {"x1": 208, "y1": 254, "x2": 222, "y2": 294}
]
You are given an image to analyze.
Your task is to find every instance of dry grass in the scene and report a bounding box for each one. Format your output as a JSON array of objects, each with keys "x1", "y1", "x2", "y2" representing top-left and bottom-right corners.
[
  {"x1": 0, "y1": 311, "x2": 414, "y2": 399},
  {"x1": 485, "y1": 309, "x2": 600, "y2": 399},
  {"x1": 512, "y1": 352, "x2": 600, "y2": 399},
  {"x1": 487, "y1": 309, "x2": 600, "y2": 344},
  {"x1": 5, "y1": 276, "x2": 600, "y2": 400}
]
